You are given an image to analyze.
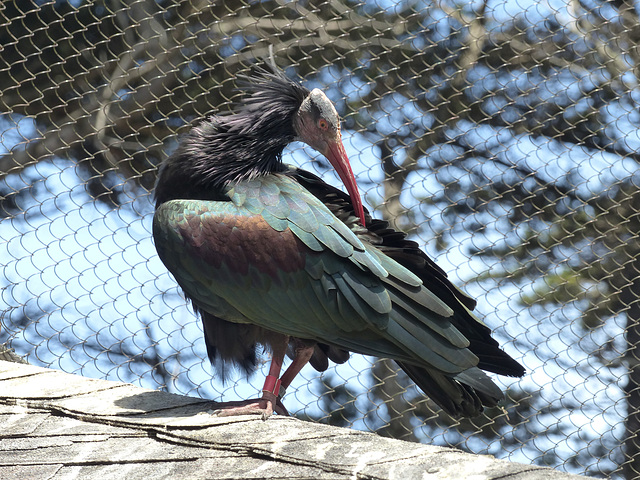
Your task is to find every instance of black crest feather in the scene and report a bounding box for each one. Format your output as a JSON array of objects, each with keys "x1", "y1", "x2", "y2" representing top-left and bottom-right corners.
[
  {"x1": 155, "y1": 62, "x2": 310, "y2": 205},
  {"x1": 234, "y1": 64, "x2": 310, "y2": 131}
]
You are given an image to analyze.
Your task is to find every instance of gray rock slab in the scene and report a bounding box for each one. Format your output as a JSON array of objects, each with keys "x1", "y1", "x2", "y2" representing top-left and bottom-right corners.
[{"x1": 0, "y1": 360, "x2": 586, "y2": 480}]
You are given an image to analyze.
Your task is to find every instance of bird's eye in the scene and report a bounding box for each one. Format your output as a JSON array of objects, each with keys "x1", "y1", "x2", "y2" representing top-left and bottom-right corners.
[{"x1": 317, "y1": 119, "x2": 329, "y2": 130}]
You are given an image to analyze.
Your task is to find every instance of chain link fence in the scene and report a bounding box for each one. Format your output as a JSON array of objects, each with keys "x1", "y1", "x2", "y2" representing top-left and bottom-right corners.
[{"x1": 2, "y1": 0, "x2": 639, "y2": 477}]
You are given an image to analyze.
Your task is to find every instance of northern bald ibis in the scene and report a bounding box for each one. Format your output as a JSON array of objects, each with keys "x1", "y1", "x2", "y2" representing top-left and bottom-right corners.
[{"x1": 153, "y1": 63, "x2": 525, "y2": 419}]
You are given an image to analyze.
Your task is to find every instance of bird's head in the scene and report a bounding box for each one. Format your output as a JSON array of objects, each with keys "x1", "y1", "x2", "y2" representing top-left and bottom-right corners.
[
  {"x1": 236, "y1": 65, "x2": 365, "y2": 225},
  {"x1": 157, "y1": 63, "x2": 365, "y2": 225},
  {"x1": 292, "y1": 88, "x2": 365, "y2": 226}
]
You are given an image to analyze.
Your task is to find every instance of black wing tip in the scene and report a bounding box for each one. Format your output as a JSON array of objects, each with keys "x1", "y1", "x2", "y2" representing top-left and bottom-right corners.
[
  {"x1": 469, "y1": 339, "x2": 526, "y2": 377},
  {"x1": 399, "y1": 361, "x2": 508, "y2": 418},
  {"x1": 501, "y1": 359, "x2": 526, "y2": 378}
]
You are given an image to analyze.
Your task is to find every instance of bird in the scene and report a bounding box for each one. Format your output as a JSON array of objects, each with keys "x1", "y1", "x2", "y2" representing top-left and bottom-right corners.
[{"x1": 152, "y1": 61, "x2": 525, "y2": 419}]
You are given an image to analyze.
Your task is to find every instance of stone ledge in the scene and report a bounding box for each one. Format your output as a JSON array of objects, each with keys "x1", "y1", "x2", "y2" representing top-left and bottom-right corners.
[{"x1": 0, "y1": 360, "x2": 585, "y2": 479}]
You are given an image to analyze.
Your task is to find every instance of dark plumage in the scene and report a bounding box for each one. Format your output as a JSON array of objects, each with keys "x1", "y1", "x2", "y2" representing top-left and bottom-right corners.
[
  {"x1": 154, "y1": 68, "x2": 305, "y2": 205},
  {"x1": 153, "y1": 63, "x2": 525, "y2": 418}
]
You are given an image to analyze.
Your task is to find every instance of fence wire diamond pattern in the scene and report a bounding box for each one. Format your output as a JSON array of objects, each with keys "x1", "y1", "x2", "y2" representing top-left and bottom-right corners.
[{"x1": 1, "y1": 1, "x2": 639, "y2": 478}]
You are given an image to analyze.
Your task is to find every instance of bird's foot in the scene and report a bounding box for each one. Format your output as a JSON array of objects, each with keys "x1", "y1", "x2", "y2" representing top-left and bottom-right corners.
[{"x1": 211, "y1": 392, "x2": 288, "y2": 420}]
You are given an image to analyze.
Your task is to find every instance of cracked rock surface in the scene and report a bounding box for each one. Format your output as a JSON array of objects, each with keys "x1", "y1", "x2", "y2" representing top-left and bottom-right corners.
[{"x1": 0, "y1": 360, "x2": 585, "y2": 480}]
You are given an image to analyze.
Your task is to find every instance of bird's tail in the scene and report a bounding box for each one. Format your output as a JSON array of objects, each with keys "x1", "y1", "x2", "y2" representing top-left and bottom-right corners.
[{"x1": 397, "y1": 362, "x2": 503, "y2": 417}]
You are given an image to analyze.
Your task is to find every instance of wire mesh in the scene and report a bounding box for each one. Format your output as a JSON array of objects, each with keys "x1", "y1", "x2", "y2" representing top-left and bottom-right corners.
[{"x1": 1, "y1": 0, "x2": 639, "y2": 477}]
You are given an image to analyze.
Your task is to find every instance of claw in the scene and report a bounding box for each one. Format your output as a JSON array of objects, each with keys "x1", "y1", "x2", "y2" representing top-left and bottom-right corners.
[
  {"x1": 210, "y1": 391, "x2": 287, "y2": 419},
  {"x1": 208, "y1": 339, "x2": 312, "y2": 420}
]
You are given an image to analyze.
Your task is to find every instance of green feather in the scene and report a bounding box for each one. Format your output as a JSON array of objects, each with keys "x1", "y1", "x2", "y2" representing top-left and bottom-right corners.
[
  {"x1": 308, "y1": 202, "x2": 338, "y2": 225},
  {"x1": 351, "y1": 249, "x2": 389, "y2": 279},
  {"x1": 385, "y1": 321, "x2": 467, "y2": 374},
  {"x1": 258, "y1": 179, "x2": 281, "y2": 200},
  {"x1": 381, "y1": 274, "x2": 453, "y2": 317},
  {"x1": 390, "y1": 309, "x2": 476, "y2": 368},
  {"x1": 260, "y1": 209, "x2": 289, "y2": 232},
  {"x1": 263, "y1": 194, "x2": 291, "y2": 219},
  {"x1": 311, "y1": 223, "x2": 354, "y2": 258},
  {"x1": 333, "y1": 275, "x2": 374, "y2": 321},
  {"x1": 453, "y1": 367, "x2": 503, "y2": 400},
  {"x1": 387, "y1": 288, "x2": 469, "y2": 348},
  {"x1": 342, "y1": 268, "x2": 392, "y2": 315},
  {"x1": 288, "y1": 223, "x2": 324, "y2": 251},
  {"x1": 305, "y1": 254, "x2": 326, "y2": 280},
  {"x1": 369, "y1": 247, "x2": 422, "y2": 287},
  {"x1": 287, "y1": 207, "x2": 320, "y2": 233}
]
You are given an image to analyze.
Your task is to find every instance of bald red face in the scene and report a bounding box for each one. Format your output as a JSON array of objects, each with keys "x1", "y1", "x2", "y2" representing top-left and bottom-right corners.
[{"x1": 293, "y1": 89, "x2": 365, "y2": 226}]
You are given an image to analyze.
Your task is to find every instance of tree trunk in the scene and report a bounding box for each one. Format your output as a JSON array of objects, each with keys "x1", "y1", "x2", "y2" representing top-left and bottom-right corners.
[{"x1": 622, "y1": 273, "x2": 640, "y2": 479}]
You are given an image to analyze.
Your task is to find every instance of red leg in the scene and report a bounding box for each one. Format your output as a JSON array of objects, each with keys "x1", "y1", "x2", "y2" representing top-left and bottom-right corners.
[
  {"x1": 273, "y1": 342, "x2": 315, "y2": 415},
  {"x1": 279, "y1": 343, "x2": 315, "y2": 392},
  {"x1": 212, "y1": 337, "x2": 289, "y2": 419}
]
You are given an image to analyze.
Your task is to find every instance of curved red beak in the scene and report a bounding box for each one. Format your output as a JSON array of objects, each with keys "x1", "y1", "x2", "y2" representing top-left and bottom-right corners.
[{"x1": 326, "y1": 139, "x2": 365, "y2": 226}]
